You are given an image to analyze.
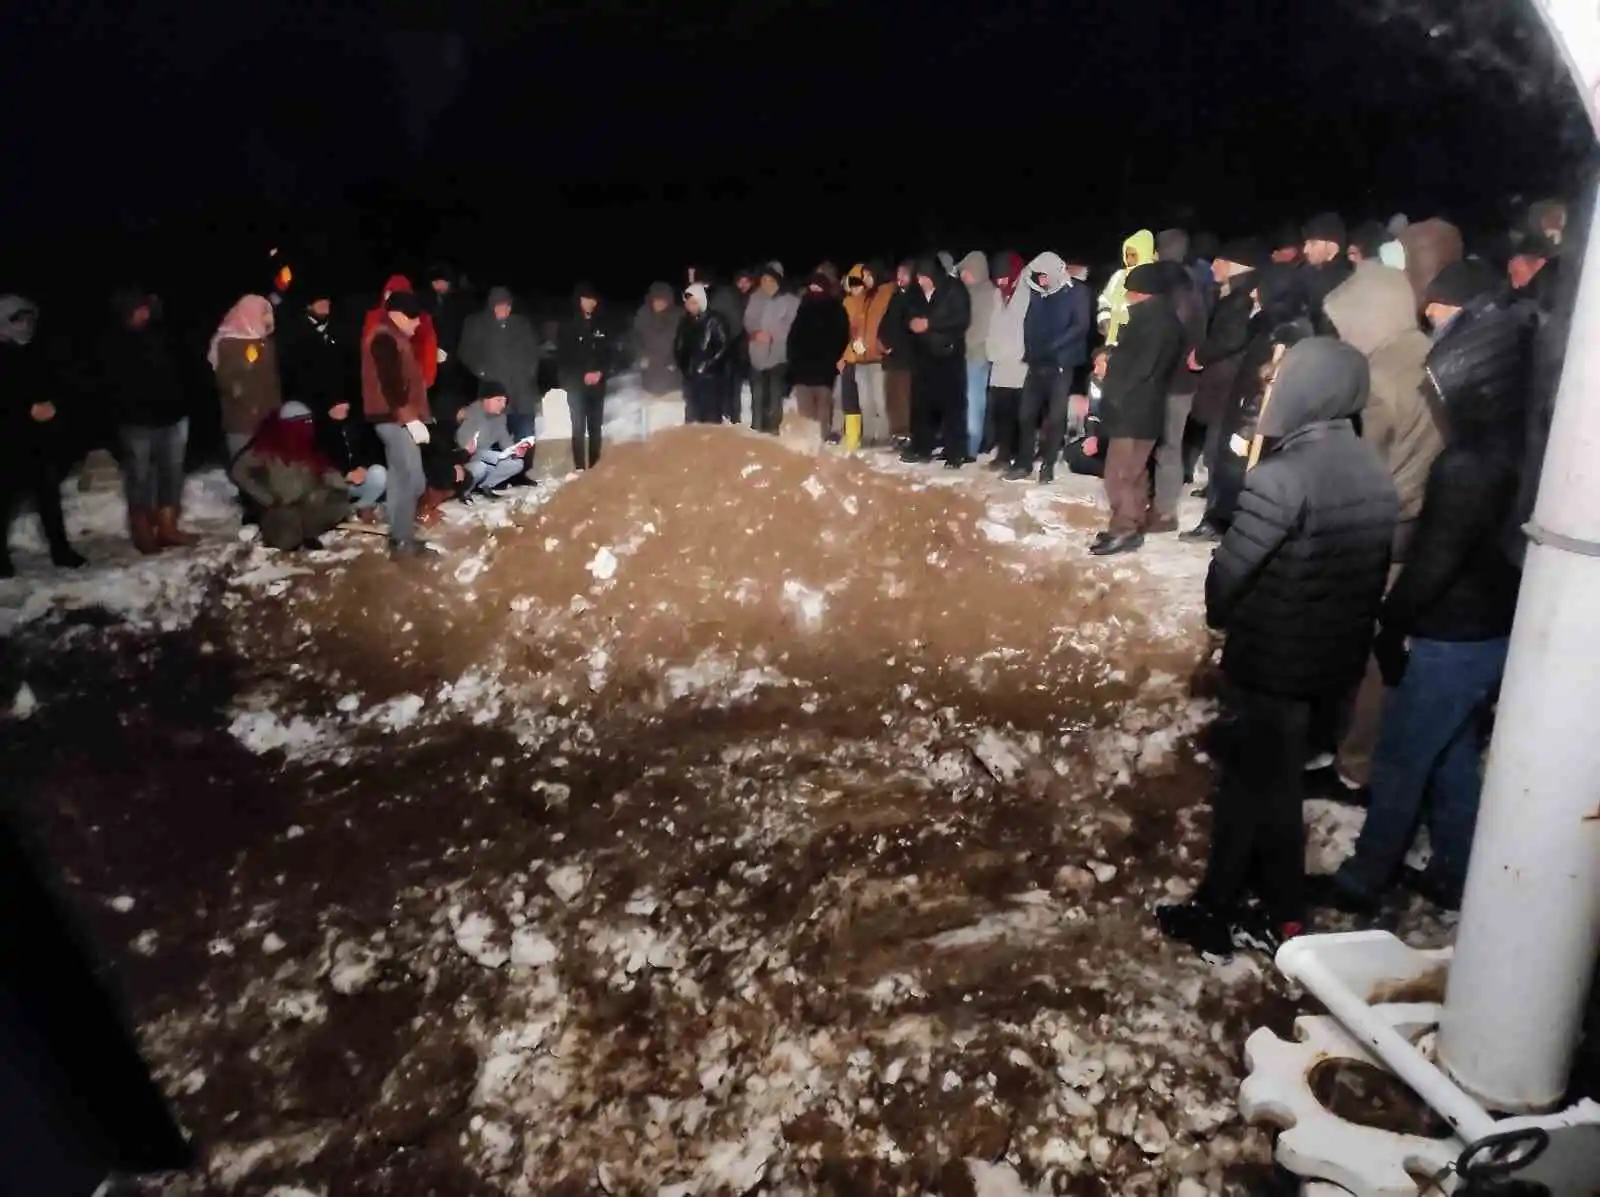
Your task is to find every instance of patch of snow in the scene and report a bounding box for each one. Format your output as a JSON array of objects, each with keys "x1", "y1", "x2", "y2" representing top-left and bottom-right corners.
[
  {"x1": 780, "y1": 580, "x2": 827, "y2": 632},
  {"x1": 546, "y1": 865, "x2": 589, "y2": 904},
  {"x1": 587, "y1": 546, "x2": 619, "y2": 581},
  {"x1": 11, "y1": 683, "x2": 38, "y2": 720},
  {"x1": 451, "y1": 910, "x2": 508, "y2": 969}
]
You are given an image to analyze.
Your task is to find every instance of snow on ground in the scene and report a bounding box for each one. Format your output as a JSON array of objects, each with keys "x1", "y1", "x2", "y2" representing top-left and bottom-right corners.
[{"x1": 1, "y1": 428, "x2": 1455, "y2": 1196}]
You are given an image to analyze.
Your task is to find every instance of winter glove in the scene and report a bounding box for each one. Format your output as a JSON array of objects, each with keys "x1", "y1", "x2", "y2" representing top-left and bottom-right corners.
[{"x1": 1374, "y1": 626, "x2": 1410, "y2": 688}]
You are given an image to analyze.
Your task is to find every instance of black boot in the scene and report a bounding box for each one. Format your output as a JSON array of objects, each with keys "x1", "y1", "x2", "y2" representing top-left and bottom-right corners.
[
  {"x1": 1180, "y1": 519, "x2": 1226, "y2": 543},
  {"x1": 1089, "y1": 532, "x2": 1144, "y2": 556},
  {"x1": 50, "y1": 543, "x2": 87, "y2": 569}
]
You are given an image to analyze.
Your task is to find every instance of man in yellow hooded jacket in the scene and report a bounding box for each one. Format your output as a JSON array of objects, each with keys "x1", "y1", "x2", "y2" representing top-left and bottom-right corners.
[{"x1": 1096, "y1": 229, "x2": 1156, "y2": 346}]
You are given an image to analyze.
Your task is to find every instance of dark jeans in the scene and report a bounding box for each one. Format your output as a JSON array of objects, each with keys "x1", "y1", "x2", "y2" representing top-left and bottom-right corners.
[
  {"x1": 1204, "y1": 424, "x2": 1248, "y2": 527},
  {"x1": 567, "y1": 384, "x2": 605, "y2": 469},
  {"x1": 1198, "y1": 684, "x2": 1314, "y2": 924},
  {"x1": 989, "y1": 386, "x2": 1023, "y2": 463},
  {"x1": 1013, "y1": 367, "x2": 1069, "y2": 469},
  {"x1": 685, "y1": 375, "x2": 722, "y2": 424},
  {"x1": 721, "y1": 369, "x2": 744, "y2": 424},
  {"x1": 911, "y1": 354, "x2": 965, "y2": 459},
  {"x1": 1336, "y1": 636, "x2": 1510, "y2": 900},
  {"x1": 1, "y1": 444, "x2": 72, "y2": 560},
  {"x1": 118, "y1": 420, "x2": 187, "y2": 511},
  {"x1": 751, "y1": 366, "x2": 787, "y2": 433}
]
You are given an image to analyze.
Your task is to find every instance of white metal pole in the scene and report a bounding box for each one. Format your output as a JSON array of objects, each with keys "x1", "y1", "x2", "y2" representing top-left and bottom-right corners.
[{"x1": 1437, "y1": 0, "x2": 1600, "y2": 1109}]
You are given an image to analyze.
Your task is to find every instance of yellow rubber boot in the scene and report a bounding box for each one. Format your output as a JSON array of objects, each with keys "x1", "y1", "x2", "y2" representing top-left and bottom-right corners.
[{"x1": 844, "y1": 413, "x2": 862, "y2": 451}]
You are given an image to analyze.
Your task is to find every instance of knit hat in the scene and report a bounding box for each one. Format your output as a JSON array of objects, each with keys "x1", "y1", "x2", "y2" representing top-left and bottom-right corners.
[
  {"x1": 1216, "y1": 239, "x2": 1266, "y2": 270},
  {"x1": 683, "y1": 282, "x2": 709, "y2": 310},
  {"x1": 761, "y1": 261, "x2": 785, "y2": 282},
  {"x1": 385, "y1": 291, "x2": 423, "y2": 318},
  {"x1": 478, "y1": 378, "x2": 509, "y2": 400},
  {"x1": 1124, "y1": 262, "x2": 1170, "y2": 296},
  {"x1": 1423, "y1": 259, "x2": 1497, "y2": 308},
  {"x1": 1350, "y1": 221, "x2": 1388, "y2": 262},
  {"x1": 914, "y1": 255, "x2": 943, "y2": 282},
  {"x1": 279, "y1": 400, "x2": 314, "y2": 420},
  {"x1": 1269, "y1": 223, "x2": 1303, "y2": 253},
  {"x1": 1303, "y1": 212, "x2": 1348, "y2": 248}
]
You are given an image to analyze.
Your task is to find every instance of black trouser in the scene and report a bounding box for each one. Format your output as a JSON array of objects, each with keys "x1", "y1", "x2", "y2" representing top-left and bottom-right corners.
[
  {"x1": 1196, "y1": 684, "x2": 1312, "y2": 925},
  {"x1": 1204, "y1": 433, "x2": 1248, "y2": 527},
  {"x1": 989, "y1": 386, "x2": 1023, "y2": 464},
  {"x1": 1, "y1": 447, "x2": 71, "y2": 564},
  {"x1": 1063, "y1": 434, "x2": 1105, "y2": 477},
  {"x1": 567, "y1": 384, "x2": 605, "y2": 469},
  {"x1": 751, "y1": 366, "x2": 787, "y2": 433},
  {"x1": 685, "y1": 375, "x2": 722, "y2": 424},
  {"x1": 910, "y1": 354, "x2": 965, "y2": 459},
  {"x1": 1013, "y1": 366, "x2": 1070, "y2": 470}
]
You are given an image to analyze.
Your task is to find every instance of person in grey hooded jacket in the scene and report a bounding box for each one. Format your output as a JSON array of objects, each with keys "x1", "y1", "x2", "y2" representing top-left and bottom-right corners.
[
  {"x1": 744, "y1": 263, "x2": 800, "y2": 432},
  {"x1": 632, "y1": 282, "x2": 683, "y2": 397},
  {"x1": 957, "y1": 251, "x2": 997, "y2": 458},
  {"x1": 460, "y1": 287, "x2": 543, "y2": 440}
]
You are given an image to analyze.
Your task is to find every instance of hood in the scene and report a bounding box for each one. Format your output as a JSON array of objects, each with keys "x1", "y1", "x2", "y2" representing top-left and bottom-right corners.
[
  {"x1": 485, "y1": 286, "x2": 513, "y2": 312},
  {"x1": 991, "y1": 251, "x2": 1024, "y2": 301},
  {"x1": 936, "y1": 250, "x2": 956, "y2": 276},
  {"x1": 1122, "y1": 229, "x2": 1156, "y2": 267},
  {"x1": 646, "y1": 281, "x2": 675, "y2": 305},
  {"x1": 846, "y1": 262, "x2": 868, "y2": 289},
  {"x1": 957, "y1": 250, "x2": 991, "y2": 286},
  {"x1": 381, "y1": 274, "x2": 414, "y2": 298},
  {"x1": 1024, "y1": 252, "x2": 1069, "y2": 296},
  {"x1": 1322, "y1": 263, "x2": 1418, "y2": 357},
  {"x1": 1398, "y1": 219, "x2": 1464, "y2": 310},
  {"x1": 684, "y1": 283, "x2": 709, "y2": 312},
  {"x1": 1256, "y1": 337, "x2": 1369, "y2": 440},
  {"x1": 0, "y1": 295, "x2": 38, "y2": 346}
]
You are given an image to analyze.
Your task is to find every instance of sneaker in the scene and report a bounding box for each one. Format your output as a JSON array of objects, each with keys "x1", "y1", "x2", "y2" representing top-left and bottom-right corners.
[
  {"x1": 1156, "y1": 901, "x2": 1235, "y2": 963},
  {"x1": 389, "y1": 538, "x2": 433, "y2": 561},
  {"x1": 1303, "y1": 752, "x2": 1336, "y2": 772}
]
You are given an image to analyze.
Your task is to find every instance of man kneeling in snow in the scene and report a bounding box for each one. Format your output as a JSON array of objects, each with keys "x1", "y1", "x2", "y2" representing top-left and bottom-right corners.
[
  {"x1": 230, "y1": 401, "x2": 353, "y2": 550},
  {"x1": 455, "y1": 381, "x2": 533, "y2": 498}
]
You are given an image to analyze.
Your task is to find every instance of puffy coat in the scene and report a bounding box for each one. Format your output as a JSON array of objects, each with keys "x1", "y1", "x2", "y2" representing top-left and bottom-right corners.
[
  {"x1": 957, "y1": 251, "x2": 997, "y2": 361},
  {"x1": 229, "y1": 412, "x2": 351, "y2": 549},
  {"x1": 1323, "y1": 263, "x2": 1443, "y2": 559},
  {"x1": 1021, "y1": 252, "x2": 1091, "y2": 372},
  {"x1": 361, "y1": 276, "x2": 439, "y2": 387},
  {"x1": 787, "y1": 289, "x2": 851, "y2": 387},
  {"x1": 1207, "y1": 339, "x2": 1399, "y2": 698},
  {"x1": 632, "y1": 283, "x2": 684, "y2": 395},
  {"x1": 99, "y1": 313, "x2": 186, "y2": 429},
  {"x1": 674, "y1": 309, "x2": 733, "y2": 377},
  {"x1": 1098, "y1": 295, "x2": 1183, "y2": 441},
  {"x1": 1097, "y1": 229, "x2": 1156, "y2": 346},
  {"x1": 460, "y1": 288, "x2": 544, "y2": 416},
  {"x1": 277, "y1": 308, "x2": 346, "y2": 410},
  {"x1": 909, "y1": 275, "x2": 971, "y2": 360}
]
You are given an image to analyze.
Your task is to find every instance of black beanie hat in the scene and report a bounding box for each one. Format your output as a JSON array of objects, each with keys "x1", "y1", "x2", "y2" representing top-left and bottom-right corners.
[
  {"x1": 1424, "y1": 259, "x2": 1497, "y2": 308},
  {"x1": 913, "y1": 255, "x2": 942, "y2": 281},
  {"x1": 1270, "y1": 223, "x2": 1303, "y2": 253},
  {"x1": 1303, "y1": 212, "x2": 1348, "y2": 248},
  {"x1": 1216, "y1": 239, "x2": 1266, "y2": 270},
  {"x1": 385, "y1": 291, "x2": 423, "y2": 318},
  {"x1": 1124, "y1": 262, "x2": 1170, "y2": 296},
  {"x1": 478, "y1": 377, "x2": 510, "y2": 400}
]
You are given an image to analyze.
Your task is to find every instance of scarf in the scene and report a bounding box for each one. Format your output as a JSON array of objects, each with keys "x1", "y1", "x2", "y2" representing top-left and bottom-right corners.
[
  {"x1": 208, "y1": 294, "x2": 274, "y2": 369},
  {"x1": 248, "y1": 410, "x2": 336, "y2": 475},
  {"x1": 992, "y1": 253, "x2": 1024, "y2": 303}
]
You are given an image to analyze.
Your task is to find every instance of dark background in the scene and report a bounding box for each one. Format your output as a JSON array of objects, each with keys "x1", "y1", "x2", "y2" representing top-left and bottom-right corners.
[{"x1": 1, "y1": 0, "x2": 1594, "y2": 323}]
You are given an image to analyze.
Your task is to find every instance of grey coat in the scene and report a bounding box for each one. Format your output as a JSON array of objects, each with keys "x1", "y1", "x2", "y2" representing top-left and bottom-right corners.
[
  {"x1": 744, "y1": 288, "x2": 800, "y2": 371},
  {"x1": 633, "y1": 282, "x2": 684, "y2": 395},
  {"x1": 455, "y1": 400, "x2": 513, "y2": 455},
  {"x1": 461, "y1": 288, "x2": 544, "y2": 415}
]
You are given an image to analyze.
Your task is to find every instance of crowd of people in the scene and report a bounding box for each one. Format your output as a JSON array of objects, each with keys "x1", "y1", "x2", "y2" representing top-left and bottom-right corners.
[{"x1": 0, "y1": 197, "x2": 1573, "y2": 963}]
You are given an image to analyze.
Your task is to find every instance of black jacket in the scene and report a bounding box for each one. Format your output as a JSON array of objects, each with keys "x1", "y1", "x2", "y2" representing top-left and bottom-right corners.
[
  {"x1": 787, "y1": 292, "x2": 851, "y2": 387},
  {"x1": 878, "y1": 281, "x2": 917, "y2": 369},
  {"x1": 1099, "y1": 296, "x2": 1184, "y2": 441},
  {"x1": 1166, "y1": 270, "x2": 1208, "y2": 398},
  {"x1": 911, "y1": 276, "x2": 971, "y2": 361},
  {"x1": 1207, "y1": 339, "x2": 1399, "y2": 698},
  {"x1": 314, "y1": 408, "x2": 381, "y2": 475},
  {"x1": 276, "y1": 309, "x2": 345, "y2": 409},
  {"x1": 555, "y1": 307, "x2": 615, "y2": 391},
  {"x1": 674, "y1": 309, "x2": 732, "y2": 377},
  {"x1": 428, "y1": 285, "x2": 475, "y2": 400},
  {"x1": 1383, "y1": 297, "x2": 1530, "y2": 641},
  {"x1": 99, "y1": 322, "x2": 186, "y2": 428},
  {"x1": 0, "y1": 339, "x2": 51, "y2": 452},
  {"x1": 1192, "y1": 281, "x2": 1255, "y2": 425},
  {"x1": 1301, "y1": 258, "x2": 1354, "y2": 326}
]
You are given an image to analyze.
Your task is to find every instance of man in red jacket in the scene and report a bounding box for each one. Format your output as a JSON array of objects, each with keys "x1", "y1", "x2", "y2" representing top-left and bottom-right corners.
[{"x1": 363, "y1": 292, "x2": 432, "y2": 560}]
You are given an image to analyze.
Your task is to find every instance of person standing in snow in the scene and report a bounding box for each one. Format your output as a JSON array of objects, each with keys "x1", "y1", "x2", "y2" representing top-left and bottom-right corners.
[
  {"x1": 1097, "y1": 228, "x2": 1156, "y2": 347},
  {"x1": 0, "y1": 297, "x2": 85, "y2": 577},
  {"x1": 1004, "y1": 252, "x2": 1090, "y2": 484},
  {"x1": 362, "y1": 275, "x2": 439, "y2": 389},
  {"x1": 426, "y1": 262, "x2": 474, "y2": 416},
  {"x1": 1299, "y1": 213, "x2": 1354, "y2": 326},
  {"x1": 1158, "y1": 339, "x2": 1398, "y2": 960},
  {"x1": 744, "y1": 263, "x2": 800, "y2": 433},
  {"x1": 1149, "y1": 258, "x2": 1207, "y2": 533},
  {"x1": 632, "y1": 282, "x2": 684, "y2": 399},
  {"x1": 728, "y1": 268, "x2": 759, "y2": 422},
  {"x1": 840, "y1": 263, "x2": 894, "y2": 449},
  {"x1": 787, "y1": 273, "x2": 851, "y2": 440},
  {"x1": 556, "y1": 282, "x2": 614, "y2": 471},
  {"x1": 877, "y1": 260, "x2": 919, "y2": 444},
  {"x1": 956, "y1": 251, "x2": 997, "y2": 460},
  {"x1": 460, "y1": 287, "x2": 544, "y2": 443},
  {"x1": 276, "y1": 288, "x2": 345, "y2": 412},
  {"x1": 101, "y1": 290, "x2": 199, "y2": 555},
  {"x1": 675, "y1": 284, "x2": 732, "y2": 424},
  {"x1": 209, "y1": 293, "x2": 282, "y2": 463},
  {"x1": 705, "y1": 269, "x2": 747, "y2": 424},
  {"x1": 1091, "y1": 262, "x2": 1184, "y2": 555},
  {"x1": 362, "y1": 291, "x2": 433, "y2": 560},
  {"x1": 901, "y1": 256, "x2": 971, "y2": 468},
  {"x1": 983, "y1": 251, "x2": 1029, "y2": 469}
]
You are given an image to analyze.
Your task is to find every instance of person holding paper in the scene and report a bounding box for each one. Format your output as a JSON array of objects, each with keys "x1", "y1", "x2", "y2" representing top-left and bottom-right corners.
[
  {"x1": 362, "y1": 291, "x2": 433, "y2": 560},
  {"x1": 455, "y1": 380, "x2": 533, "y2": 497}
]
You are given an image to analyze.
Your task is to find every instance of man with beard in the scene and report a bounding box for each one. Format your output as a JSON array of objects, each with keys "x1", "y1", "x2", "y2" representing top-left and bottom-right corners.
[
  {"x1": 1300, "y1": 212, "x2": 1354, "y2": 326},
  {"x1": 900, "y1": 256, "x2": 971, "y2": 468},
  {"x1": 461, "y1": 287, "x2": 544, "y2": 444},
  {"x1": 1092, "y1": 262, "x2": 1184, "y2": 555}
]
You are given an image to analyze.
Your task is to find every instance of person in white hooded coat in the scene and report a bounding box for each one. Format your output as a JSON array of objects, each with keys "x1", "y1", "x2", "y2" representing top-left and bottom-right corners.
[{"x1": 983, "y1": 252, "x2": 1030, "y2": 469}]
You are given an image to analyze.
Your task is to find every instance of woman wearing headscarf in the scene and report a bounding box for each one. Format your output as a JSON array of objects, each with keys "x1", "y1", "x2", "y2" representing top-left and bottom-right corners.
[
  {"x1": 1, "y1": 297, "x2": 85, "y2": 577},
  {"x1": 209, "y1": 294, "x2": 282, "y2": 461}
]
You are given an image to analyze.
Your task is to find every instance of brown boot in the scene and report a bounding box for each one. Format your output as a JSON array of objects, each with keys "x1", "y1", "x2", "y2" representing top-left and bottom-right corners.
[
  {"x1": 416, "y1": 487, "x2": 452, "y2": 529},
  {"x1": 130, "y1": 508, "x2": 163, "y2": 555},
  {"x1": 154, "y1": 506, "x2": 199, "y2": 548}
]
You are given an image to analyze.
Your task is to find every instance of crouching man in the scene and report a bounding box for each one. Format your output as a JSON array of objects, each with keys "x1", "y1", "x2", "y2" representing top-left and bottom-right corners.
[
  {"x1": 229, "y1": 401, "x2": 353, "y2": 550},
  {"x1": 313, "y1": 398, "x2": 387, "y2": 520},
  {"x1": 456, "y1": 381, "x2": 533, "y2": 497},
  {"x1": 1157, "y1": 339, "x2": 1397, "y2": 960}
]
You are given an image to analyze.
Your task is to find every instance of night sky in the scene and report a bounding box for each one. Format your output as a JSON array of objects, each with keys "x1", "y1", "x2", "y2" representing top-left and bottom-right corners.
[{"x1": 1, "y1": 0, "x2": 1593, "y2": 310}]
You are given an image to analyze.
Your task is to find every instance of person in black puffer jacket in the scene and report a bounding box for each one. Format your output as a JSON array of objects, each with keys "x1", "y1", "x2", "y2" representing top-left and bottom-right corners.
[
  {"x1": 675, "y1": 284, "x2": 731, "y2": 424},
  {"x1": 1316, "y1": 261, "x2": 1529, "y2": 914},
  {"x1": 1159, "y1": 338, "x2": 1398, "y2": 960},
  {"x1": 901, "y1": 256, "x2": 972, "y2": 467},
  {"x1": 787, "y1": 273, "x2": 851, "y2": 437}
]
